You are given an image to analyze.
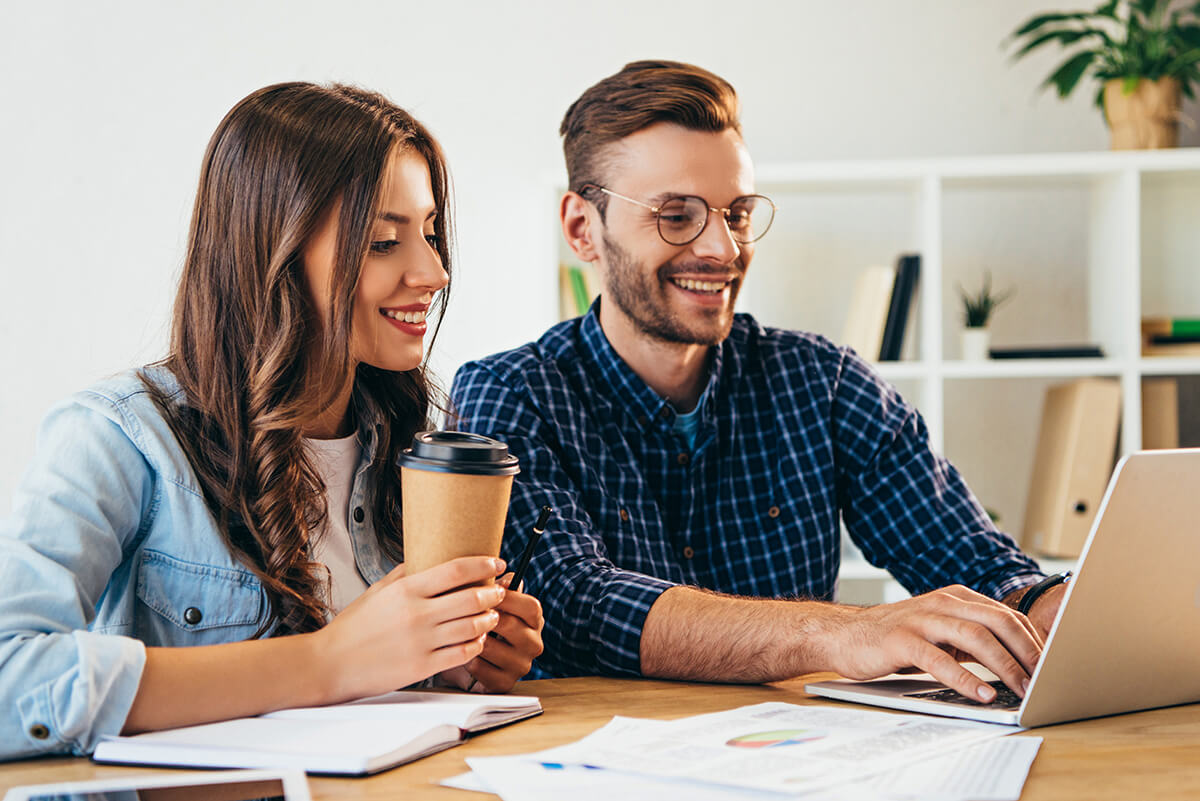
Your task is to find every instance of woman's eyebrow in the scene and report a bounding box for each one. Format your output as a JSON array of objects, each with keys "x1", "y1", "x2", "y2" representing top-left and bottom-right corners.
[{"x1": 377, "y1": 208, "x2": 437, "y2": 224}]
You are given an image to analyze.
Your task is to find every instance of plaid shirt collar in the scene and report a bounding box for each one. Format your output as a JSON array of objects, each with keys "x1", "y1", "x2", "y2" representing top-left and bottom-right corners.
[{"x1": 577, "y1": 300, "x2": 726, "y2": 432}]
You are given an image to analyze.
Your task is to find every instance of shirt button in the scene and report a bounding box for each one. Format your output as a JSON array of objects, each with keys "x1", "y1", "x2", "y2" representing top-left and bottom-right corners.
[
  {"x1": 767, "y1": 505, "x2": 781, "y2": 519},
  {"x1": 29, "y1": 723, "x2": 50, "y2": 740},
  {"x1": 682, "y1": 546, "x2": 695, "y2": 559},
  {"x1": 659, "y1": 408, "x2": 671, "y2": 421},
  {"x1": 183, "y1": 606, "x2": 203, "y2": 625},
  {"x1": 619, "y1": 509, "x2": 630, "y2": 522},
  {"x1": 353, "y1": 506, "x2": 365, "y2": 524},
  {"x1": 677, "y1": 452, "x2": 690, "y2": 466}
]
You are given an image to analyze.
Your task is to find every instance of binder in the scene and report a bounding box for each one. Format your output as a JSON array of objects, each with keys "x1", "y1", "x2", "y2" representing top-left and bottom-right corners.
[{"x1": 1021, "y1": 378, "x2": 1121, "y2": 558}]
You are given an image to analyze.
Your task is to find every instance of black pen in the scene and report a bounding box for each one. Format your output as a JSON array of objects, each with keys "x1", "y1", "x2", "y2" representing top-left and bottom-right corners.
[{"x1": 509, "y1": 506, "x2": 553, "y2": 592}]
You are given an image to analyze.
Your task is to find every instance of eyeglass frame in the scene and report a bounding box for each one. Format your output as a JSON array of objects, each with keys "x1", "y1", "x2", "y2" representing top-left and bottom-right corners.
[{"x1": 580, "y1": 184, "x2": 776, "y2": 246}]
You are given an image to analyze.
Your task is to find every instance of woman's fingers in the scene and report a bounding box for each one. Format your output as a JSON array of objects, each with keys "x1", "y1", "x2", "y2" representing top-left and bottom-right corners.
[
  {"x1": 404, "y1": 556, "x2": 506, "y2": 598},
  {"x1": 494, "y1": 586, "x2": 544, "y2": 631},
  {"x1": 421, "y1": 583, "x2": 506, "y2": 626},
  {"x1": 463, "y1": 656, "x2": 514, "y2": 694},
  {"x1": 432, "y1": 609, "x2": 500, "y2": 648}
]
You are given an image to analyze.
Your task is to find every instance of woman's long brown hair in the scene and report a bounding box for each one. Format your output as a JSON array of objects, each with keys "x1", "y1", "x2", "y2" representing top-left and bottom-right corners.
[{"x1": 147, "y1": 82, "x2": 453, "y2": 635}]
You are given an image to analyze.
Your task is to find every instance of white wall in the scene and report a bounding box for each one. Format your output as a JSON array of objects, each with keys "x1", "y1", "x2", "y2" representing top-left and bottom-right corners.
[{"x1": 3, "y1": 0, "x2": 1197, "y2": 510}]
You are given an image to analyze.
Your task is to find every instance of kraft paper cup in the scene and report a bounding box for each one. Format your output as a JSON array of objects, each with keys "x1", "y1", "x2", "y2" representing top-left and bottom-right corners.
[{"x1": 400, "y1": 431, "x2": 519, "y2": 584}]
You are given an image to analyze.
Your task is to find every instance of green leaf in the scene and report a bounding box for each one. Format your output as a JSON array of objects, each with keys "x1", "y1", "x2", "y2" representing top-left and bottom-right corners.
[
  {"x1": 1010, "y1": 12, "x2": 1088, "y2": 38},
  {"x1": 1165, "y1": 46, "x2": 1200, "y2": 75},
  {"x1": 1011, "y1": 28, "x2": 1098, "y2": 60},
  {"x1": 1123, "y1": 74, "x2": 1142, "y2": 93},
  {"x1": 1045, "y1": 50, "x2": 1098, "y2": 97},
  {"x1": 1176, "y1": 25, "x2": 1200, "y2": 47}
]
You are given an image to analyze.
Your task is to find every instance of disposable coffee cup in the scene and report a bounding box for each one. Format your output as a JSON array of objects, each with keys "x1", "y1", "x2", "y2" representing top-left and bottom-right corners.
[{"x1": 399, "y1": 431, "x2": 520, "y2": 583}]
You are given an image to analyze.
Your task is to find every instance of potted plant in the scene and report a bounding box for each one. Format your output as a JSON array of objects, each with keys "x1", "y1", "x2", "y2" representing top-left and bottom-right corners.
[
  {"x1": 958, "y1": 272, "x2": 1014, "y2": 360},
  {"x1": 1007, "y1": 0, "x2": 1200, "y2": 149}
]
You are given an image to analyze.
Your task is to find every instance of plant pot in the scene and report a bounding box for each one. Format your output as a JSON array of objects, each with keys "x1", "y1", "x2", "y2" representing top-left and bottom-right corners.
[
  {"x1": 1104, "y1": 77, "x2": 1180, "y2": 150},
  {"x1": 961, "y1": 328, "x2": 990, "y2": 361}
]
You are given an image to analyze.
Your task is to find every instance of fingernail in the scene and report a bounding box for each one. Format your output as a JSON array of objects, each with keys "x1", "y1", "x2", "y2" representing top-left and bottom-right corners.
[
  {"x1": 1021, "y1": 678, "x2": 1030, "y2": 693},
  {"x1": 977, "y1": 685, "x2": 995, "y2": 702},
  {"x1": 492, "y1": 558, "x2": 506, "y2": 572}
]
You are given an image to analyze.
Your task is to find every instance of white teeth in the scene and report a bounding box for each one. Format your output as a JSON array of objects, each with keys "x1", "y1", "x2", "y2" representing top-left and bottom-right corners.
[
  {"x1": 384, "y1": 309, "x2": 427, "y2": 324},
  {"x1": 672, "y1": 278, "x2": 728, "y2": 293}
]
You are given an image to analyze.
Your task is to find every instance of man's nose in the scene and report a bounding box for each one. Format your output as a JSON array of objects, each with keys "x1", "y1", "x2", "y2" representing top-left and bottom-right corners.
[{"x1": 689, "y1": 208, "x2": 741, "y2": 265}]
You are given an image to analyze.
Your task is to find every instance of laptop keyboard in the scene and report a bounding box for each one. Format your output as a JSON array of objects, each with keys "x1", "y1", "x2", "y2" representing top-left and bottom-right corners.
[{"x1": 904, "y1": 679, "x2": 1023, "y2": 710}]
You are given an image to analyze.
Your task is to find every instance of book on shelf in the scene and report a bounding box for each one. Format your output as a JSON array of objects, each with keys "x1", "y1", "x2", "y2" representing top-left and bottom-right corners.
[
  {"x1": 988, "y1": 344, "x2": 1104, "y2": 359},
  {"x1": 92, "y1": 690, "x2": 542, "y2": 776},
  {"x1": 841, "y1": 264, "x2": 895, "y2": 361},
  {"x1": 1021, "y1": 378, "x2": 1121, "y2": 559},
  {"x1": 879, "y1": 254, "x2": 920, "y2": 361},
  {"x1": 1140, "y1": 316, "x2": 1200, "y2": 356},
  {"x1": 1141, "y1": 316, "x2": 1200, "y2": 338},
  {"x1": 1142, "y1": 377, "x2": 1180, "y2": 450},
  {"x1": 1142, "y1": 375, "x2": 1200, "y2": 449},
  {"x1": 559, "y1": 263, "x2": 599, "y2": 319}
]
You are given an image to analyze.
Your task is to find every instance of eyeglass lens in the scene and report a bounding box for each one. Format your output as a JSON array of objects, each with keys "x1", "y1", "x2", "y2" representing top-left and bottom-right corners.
[{"x1": 657, "y1": 195, "x2": 774, "y2": 245}]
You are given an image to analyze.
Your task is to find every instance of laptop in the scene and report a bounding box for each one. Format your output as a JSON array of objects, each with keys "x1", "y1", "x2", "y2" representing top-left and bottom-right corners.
[{"x1": 807, "y1": 448, "x2": 1200, "y2": 727}]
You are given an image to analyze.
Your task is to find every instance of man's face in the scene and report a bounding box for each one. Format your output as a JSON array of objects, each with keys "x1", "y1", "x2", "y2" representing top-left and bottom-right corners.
[{"x1": 593, "y1": 123, "x2": 756, "y2": 346}]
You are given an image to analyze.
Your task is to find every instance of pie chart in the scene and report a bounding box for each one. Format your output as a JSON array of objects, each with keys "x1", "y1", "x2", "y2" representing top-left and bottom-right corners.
[{"x1": 725, "y1": 729, "x2": 826, "y2": 748}]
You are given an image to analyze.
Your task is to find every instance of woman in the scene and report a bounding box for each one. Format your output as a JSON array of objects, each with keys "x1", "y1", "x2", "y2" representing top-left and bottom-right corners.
[{"x1": 0, "y1": 82, "x2": 543, "y2": 759}]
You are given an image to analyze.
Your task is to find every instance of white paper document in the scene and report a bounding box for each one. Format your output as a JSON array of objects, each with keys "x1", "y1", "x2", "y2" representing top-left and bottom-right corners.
[
  {"x1": 447, "y1": 706, "x2": 1042, "y2": 801},
  {"x1": 547, "y1": 703, "x2": 1012, "y2": 794}
]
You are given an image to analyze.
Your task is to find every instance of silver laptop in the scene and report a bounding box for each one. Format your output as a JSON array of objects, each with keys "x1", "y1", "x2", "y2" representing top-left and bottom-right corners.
[{"x1": 807, "y1": 448, "x2": 1200, "y2": 727}]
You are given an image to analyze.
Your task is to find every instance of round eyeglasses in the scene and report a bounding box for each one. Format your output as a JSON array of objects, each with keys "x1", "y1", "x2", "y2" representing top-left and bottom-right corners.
[{"x1": 582, "y1": 184, "x2": 776, "y2": 246}]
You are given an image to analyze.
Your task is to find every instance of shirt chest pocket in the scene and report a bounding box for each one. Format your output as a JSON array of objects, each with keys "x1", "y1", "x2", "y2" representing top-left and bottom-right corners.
[{"x1": 135, "y1": 550, "x2": 268, "y2": 646}]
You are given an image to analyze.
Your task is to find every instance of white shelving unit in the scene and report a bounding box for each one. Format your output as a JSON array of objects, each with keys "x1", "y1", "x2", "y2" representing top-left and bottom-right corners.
[
  {"x1": 750, "y1": 148, "x2": 1200, "y2": 453},
  {"x1": 744, "y1": 148, "x2": 1200, "y2": 602}
]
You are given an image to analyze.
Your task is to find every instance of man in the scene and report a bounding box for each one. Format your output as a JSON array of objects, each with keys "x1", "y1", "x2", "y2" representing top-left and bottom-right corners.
[{"x1": 451, "y1": 60, "x2": 1065, "y2": 704}]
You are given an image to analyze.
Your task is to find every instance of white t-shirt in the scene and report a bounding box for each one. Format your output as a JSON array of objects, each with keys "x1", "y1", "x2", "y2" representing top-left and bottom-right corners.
[{"x1": 304, "y1": 433, "x2": 370, "y2": 615}]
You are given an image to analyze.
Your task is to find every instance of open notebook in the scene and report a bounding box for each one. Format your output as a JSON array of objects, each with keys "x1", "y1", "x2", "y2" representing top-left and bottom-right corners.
[{"x1": 92, "y1": 690, "x2": 542, "y2": 776}]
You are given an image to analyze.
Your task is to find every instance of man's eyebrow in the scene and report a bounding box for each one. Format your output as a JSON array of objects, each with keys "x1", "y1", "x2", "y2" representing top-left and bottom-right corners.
[{"x1": 645, "y1": 192, "x2": 682, "y2": 206}]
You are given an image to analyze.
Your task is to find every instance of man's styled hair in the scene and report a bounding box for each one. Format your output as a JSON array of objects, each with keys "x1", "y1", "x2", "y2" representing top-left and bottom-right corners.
[{"x1": 559, "y1": 60, "x2": 741, "y2": 217}]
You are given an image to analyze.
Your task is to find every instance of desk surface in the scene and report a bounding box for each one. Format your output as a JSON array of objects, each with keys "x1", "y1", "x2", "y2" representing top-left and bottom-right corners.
[{"x1": 2, "y1": 675, "x2": 1198, "y2": 800}]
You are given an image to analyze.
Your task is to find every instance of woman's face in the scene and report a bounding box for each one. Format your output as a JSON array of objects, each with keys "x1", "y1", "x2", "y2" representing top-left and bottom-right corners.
[{"x1": 303, "y1": 148, "x2": 449, "y2": 375}]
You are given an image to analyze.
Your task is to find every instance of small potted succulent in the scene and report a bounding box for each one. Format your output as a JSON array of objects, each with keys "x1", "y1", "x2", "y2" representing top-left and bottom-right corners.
[
  {"x1": 1007, "y1": 0, "x2": 1200, "y2": 149},
  {"x1": 958, "y1": 272, "x2": 1014, "y2": 360}
]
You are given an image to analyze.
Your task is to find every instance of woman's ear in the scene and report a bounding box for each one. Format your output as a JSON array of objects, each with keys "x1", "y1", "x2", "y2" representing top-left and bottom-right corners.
[{"x1": 560, "y1": 192, "x2": 600, "y2": 263}]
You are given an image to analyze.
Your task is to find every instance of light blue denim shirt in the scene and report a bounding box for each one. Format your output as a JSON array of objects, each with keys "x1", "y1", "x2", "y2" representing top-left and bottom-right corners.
[{"x1": 0, "y1": 367, "x2": 396, "y2": 759}]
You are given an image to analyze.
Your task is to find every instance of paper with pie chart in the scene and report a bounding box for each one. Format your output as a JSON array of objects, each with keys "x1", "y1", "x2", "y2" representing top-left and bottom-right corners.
[{"x1": 562, "y1": 702, "x2": 1014, "y2": 794}]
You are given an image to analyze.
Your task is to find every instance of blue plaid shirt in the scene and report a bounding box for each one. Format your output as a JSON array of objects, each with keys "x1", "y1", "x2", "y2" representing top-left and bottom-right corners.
[{"x1": 450, "y1": 307, "x2": 1043, "y2": 678}]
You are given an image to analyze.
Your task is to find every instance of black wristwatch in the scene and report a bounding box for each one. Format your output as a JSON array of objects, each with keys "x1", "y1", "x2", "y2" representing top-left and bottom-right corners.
[{"x1": 1017, "y1": 570, "x2": 1073, "y2": 615}]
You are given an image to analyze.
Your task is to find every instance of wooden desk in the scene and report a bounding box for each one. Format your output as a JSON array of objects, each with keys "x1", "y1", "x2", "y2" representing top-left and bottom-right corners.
[{"x1": 2, "y1": 676, "x2": 1198, "y2": 800}]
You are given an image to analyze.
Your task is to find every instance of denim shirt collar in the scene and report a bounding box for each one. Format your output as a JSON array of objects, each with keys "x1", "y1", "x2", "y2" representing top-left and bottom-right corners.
[{"x1": 578, "y1": 300, "x2": 725, "y2": 436}]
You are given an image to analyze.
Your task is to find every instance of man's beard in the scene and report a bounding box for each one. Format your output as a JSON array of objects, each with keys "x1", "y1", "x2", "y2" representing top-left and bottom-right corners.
[{"x1": 600, "y1": 231, "x2": 742, "y2": 347}]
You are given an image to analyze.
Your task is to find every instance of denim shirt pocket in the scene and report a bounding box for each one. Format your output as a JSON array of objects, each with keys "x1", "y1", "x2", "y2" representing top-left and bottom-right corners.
[{"x1": 135, "y1": 550, "x2": 267, "y2": 645}]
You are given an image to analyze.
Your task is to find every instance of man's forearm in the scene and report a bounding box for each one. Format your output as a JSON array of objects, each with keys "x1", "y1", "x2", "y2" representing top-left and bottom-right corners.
[{"x1": 638, "y1": 585, "x2": 853, "y2": 682}]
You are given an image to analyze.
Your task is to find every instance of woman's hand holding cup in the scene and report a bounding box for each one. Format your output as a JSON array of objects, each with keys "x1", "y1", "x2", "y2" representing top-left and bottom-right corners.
[{"x1": 316, "y1": 555, "x2": 507, "y2": 702}]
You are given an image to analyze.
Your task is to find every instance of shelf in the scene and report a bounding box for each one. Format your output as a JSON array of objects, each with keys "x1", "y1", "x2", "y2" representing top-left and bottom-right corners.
[
  {"x1": 939, "y1": 359, "x2": 1127, "y2": 379},
  {"x1": 1137, "y1": 357, "x2": 1200, "y2": 375}
]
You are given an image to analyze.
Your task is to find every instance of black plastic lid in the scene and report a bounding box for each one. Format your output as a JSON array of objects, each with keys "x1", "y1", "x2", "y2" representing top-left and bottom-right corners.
[{"x1": 399, "y1": 431, "x2": 520, "y2": 476}]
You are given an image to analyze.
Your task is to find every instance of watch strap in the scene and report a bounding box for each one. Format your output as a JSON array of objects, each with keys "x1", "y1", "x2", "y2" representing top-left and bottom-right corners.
[{"x1": 1017, "y1": 570, "x2": 1073, "y2": 615}]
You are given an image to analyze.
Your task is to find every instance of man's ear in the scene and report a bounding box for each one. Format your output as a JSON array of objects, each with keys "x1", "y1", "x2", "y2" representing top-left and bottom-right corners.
[{"x1": 561, "y1": 191, "x2": 600, "y2": 263}]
